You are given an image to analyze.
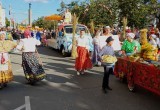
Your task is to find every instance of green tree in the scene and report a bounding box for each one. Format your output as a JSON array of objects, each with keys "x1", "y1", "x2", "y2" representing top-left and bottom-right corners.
[
  {"x1": 67, "y1": 0, "x2": 119, "y2": 27},
  {"x1": 56, "y1": 0, "x2": 160, "y2": 29},
  {"x1": 32, "y1": 17, "x2": 58, "y2": 30},
  {"x1": 57, "y1": 1, "x2": 66, "y2": 15},
  {"x1": 5, "y1": 17, "x2": 10, "y2": 27},
  {"x1": 118, "y1": 0, "x2": 160, "y2": 29}
]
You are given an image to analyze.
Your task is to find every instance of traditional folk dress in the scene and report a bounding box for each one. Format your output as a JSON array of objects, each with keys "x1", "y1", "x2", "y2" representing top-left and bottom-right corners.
[
  {"x1": 16, "y1": 38, "x2": 46, "y2": 84},
  {"x1": 75, "y1": 37, "x2": 92, "y2": 72},
  {"x1": 121, "y1": 40, "x2": 141, "y2": 56},
  {"x1": 0, "y1": 40, "x2": 17, "y2": 88},
  {"x1": 92, "y1": 37, "x2": 100, "y2": 65}
]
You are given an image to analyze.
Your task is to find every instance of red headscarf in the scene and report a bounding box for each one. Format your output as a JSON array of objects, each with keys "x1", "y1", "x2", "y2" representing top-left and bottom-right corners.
[
  {"x1": 150, "y1": 29, "x2": 155, "y2": 34},
  {"x1": 126, "y1": 29, "x2": 131, "y2": 33},
  {"x1": 24, "y1": 29, "x2": 31, "y2": 38}
]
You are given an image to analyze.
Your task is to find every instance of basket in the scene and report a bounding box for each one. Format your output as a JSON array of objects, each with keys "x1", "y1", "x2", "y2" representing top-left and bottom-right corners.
[{"x1": 101, "y1": 62, "x2": 115, "y2": 67}]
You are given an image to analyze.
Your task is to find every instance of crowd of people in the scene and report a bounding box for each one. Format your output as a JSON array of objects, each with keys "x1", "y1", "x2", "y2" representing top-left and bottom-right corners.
[
  {"x1": 0, "y1": 24, "x2": 160, "y2": 94},
  {"x1": 0, "y1": 27, "x2": 48, "y2": 88},
  {"x1": 75, "y1": 25, "x2": 160, "y2": 94},
  {"x1": 0, "y1": 27, "x2": 59, "y2": 47}
]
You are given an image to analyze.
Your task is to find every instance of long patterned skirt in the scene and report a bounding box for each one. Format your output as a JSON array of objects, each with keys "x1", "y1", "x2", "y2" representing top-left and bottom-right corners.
[
  {"x1": 22, "y1": 52, "x2": 46, "y2": 84},
  {"x1": 0, "y1": 53, "x2": 13, "y2": 88},
  {"x1": 75, "y1": 46, "x2": 92, "y2": 71}
]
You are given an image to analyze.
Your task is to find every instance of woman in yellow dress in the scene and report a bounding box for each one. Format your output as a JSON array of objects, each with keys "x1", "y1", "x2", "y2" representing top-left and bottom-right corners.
[{"x1": 0, "y1": 32, "x2": 17, "y2": 89}]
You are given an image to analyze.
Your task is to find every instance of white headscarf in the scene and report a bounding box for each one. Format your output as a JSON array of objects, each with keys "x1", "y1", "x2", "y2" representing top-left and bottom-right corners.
[{"x1": 127, "y1": 33, "x2": 135, "y2": 39}]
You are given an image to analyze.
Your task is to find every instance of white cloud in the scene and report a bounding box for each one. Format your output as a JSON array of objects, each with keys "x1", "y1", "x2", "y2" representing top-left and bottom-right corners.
[{"x1": 24, "y1": 0, "x2": 49, "y2": 3}]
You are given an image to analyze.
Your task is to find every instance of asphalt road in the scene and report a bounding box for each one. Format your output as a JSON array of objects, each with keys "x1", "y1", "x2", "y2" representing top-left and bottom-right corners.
[{"x1": 0, "y1": 46, "x2": 159, "y2": 110}]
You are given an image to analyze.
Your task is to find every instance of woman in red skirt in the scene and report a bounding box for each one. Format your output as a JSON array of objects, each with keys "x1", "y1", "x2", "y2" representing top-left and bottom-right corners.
[{"x1": 75, "y1": 30, "x2": 92, "y2": 75}]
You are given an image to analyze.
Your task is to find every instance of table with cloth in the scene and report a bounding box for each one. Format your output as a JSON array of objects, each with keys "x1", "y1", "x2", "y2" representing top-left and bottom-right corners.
[{"x1": 114, "y1": 58, "x2": 160, "y2": 95}]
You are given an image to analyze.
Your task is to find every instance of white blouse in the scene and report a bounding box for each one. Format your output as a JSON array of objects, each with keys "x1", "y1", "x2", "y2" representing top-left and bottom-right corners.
[
  {"x1": 16, "y1": 38, "x2": 41, "y2": 52},
  {"x1": 76, "y1": 37, "x2": 89, "y2": 49}
]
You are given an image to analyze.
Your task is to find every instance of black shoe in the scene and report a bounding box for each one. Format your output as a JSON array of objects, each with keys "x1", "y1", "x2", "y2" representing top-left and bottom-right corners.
[
  {"x1": 106, "y1": 86, "x2": 112, "y2": 90},
  {"x1": 102, "y1": 88, "x2": 107, "y2": 94}
]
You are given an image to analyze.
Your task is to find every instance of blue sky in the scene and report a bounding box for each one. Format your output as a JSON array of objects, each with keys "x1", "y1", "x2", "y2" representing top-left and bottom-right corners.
[
  {"x1": 2, "y1": 0, "x2": 160, "y2": 24},
  {"x1": 1, "y1": 0, "x2": 76, "y2": 23}
]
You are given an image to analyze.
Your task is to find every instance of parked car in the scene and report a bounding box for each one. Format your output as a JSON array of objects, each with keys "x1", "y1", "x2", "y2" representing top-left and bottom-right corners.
[{"x1": 47, "y1": 24, "x2": 93, "y2": 56}]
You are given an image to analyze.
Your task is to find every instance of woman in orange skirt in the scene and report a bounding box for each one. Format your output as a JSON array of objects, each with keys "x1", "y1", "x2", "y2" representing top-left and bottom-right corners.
[{"x1": 75, "y1": 30, "x2": 92, "y2": 75}]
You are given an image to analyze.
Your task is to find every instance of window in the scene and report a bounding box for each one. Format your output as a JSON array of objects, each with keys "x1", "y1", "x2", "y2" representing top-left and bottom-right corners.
[{"x1": 64, "y1": 25, "x2": 89, "y2": 34}]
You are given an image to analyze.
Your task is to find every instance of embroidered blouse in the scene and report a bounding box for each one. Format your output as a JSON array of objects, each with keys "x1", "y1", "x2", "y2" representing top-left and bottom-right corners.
[{"x1": 0, "y1": 40, "x2": 17, "y2": 52}]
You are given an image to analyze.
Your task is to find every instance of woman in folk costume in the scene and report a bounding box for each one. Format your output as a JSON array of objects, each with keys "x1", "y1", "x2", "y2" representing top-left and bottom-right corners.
[
  {"x1": 99, "y1": 26, "x2": 113, "y2": 50},
  {"x1": 75, "y1": 30, "x2": 92, "y2": 75},
  {"x1": 16, "y1": 29, "x2": 46, "y2": 85},
  {"x1": 121, "y1": 33, "x2": 141, "y2": 56},
  {"x1": 92, "y1": 30, "x2": 101, "y2": 66},
  {"x1": 0, "y1": 32, "x2": 17, "y2": 88}
]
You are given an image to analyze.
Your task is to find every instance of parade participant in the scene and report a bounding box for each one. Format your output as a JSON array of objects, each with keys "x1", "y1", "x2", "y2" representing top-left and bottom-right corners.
[
  {"x1": 12, "y1": 29, "x2": 20, "y2": 42},
  {"x1": 92, "y1": 30, "x2": 101, "y2": 66},
  {"x1": 99, "y1": 36, "x2": 115, "y2": 94},
  {"x1": 148, "y1": 34, "x2": 158, "y2": 48},
  {"x1": 41, "y1": 33, "x2": 47, "y2": 46},
  {"x1": 0, "y1": 32, "x2": 17, "y2": 88},
  {"x1": 36, "y1": 30, "x2": 41, "y2": 41},
  {"x1": 99, "y1": 26, "x2": 113, "y2": 50},
  {"x1": 5, "y1": 30, "x2": 13, "y2": 40},
  {"x1": 16, "y1": 29, "x2": 46, "y2": 85},
  {"x1": 64, "y1": 9, "x2": 72, "y2": 23},
  {"x1": 155, "y1": 28, "x2": 160, "y2": 49},
  {"x1": 75, "y1": 30, "x2": 92, "y2": 75},
  {"x1": 121, "y1": 33, "x2": 141, "y2": 56}
]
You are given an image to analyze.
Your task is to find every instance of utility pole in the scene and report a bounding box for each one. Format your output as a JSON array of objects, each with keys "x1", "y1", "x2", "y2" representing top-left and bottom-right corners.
[
  {"x1": 28, "y1": 3, "x2": 32, "y2": 27},
  {"x1": 9, "y1": 5, "x2": 12, "y2": 28}
]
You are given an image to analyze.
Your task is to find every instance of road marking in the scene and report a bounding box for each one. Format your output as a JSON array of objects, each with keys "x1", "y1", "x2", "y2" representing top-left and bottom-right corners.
[
  {"x1": 14, "y1": 96, "x2": 31, "y2": 110},
  {"x1": 25, "y1": 96, "x2": 31, "y2": 110}
]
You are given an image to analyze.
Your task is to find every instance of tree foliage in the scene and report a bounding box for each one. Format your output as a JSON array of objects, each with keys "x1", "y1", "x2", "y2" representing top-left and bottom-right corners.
[
  {"x1": 32, "y1": 17, "x2": 58, "y2": 30},
  {"x1": 5, "y1": 17, "x2": 10, "y2": 27},
  {"x1": 118, "y1": 0, "x2": 160, "y2": 28},
  {"x1": 33, "y1": 0, "x2": 160, "y2": 29},
  {"x1": 66, "y1": 0, "x2": 119, "y2": 27}
]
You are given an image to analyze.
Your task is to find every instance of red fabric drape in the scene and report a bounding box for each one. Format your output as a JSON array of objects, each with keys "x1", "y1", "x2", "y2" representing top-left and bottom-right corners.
[{"x1": 114, "y1": 58, "x2": 160, "y2": 96}]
